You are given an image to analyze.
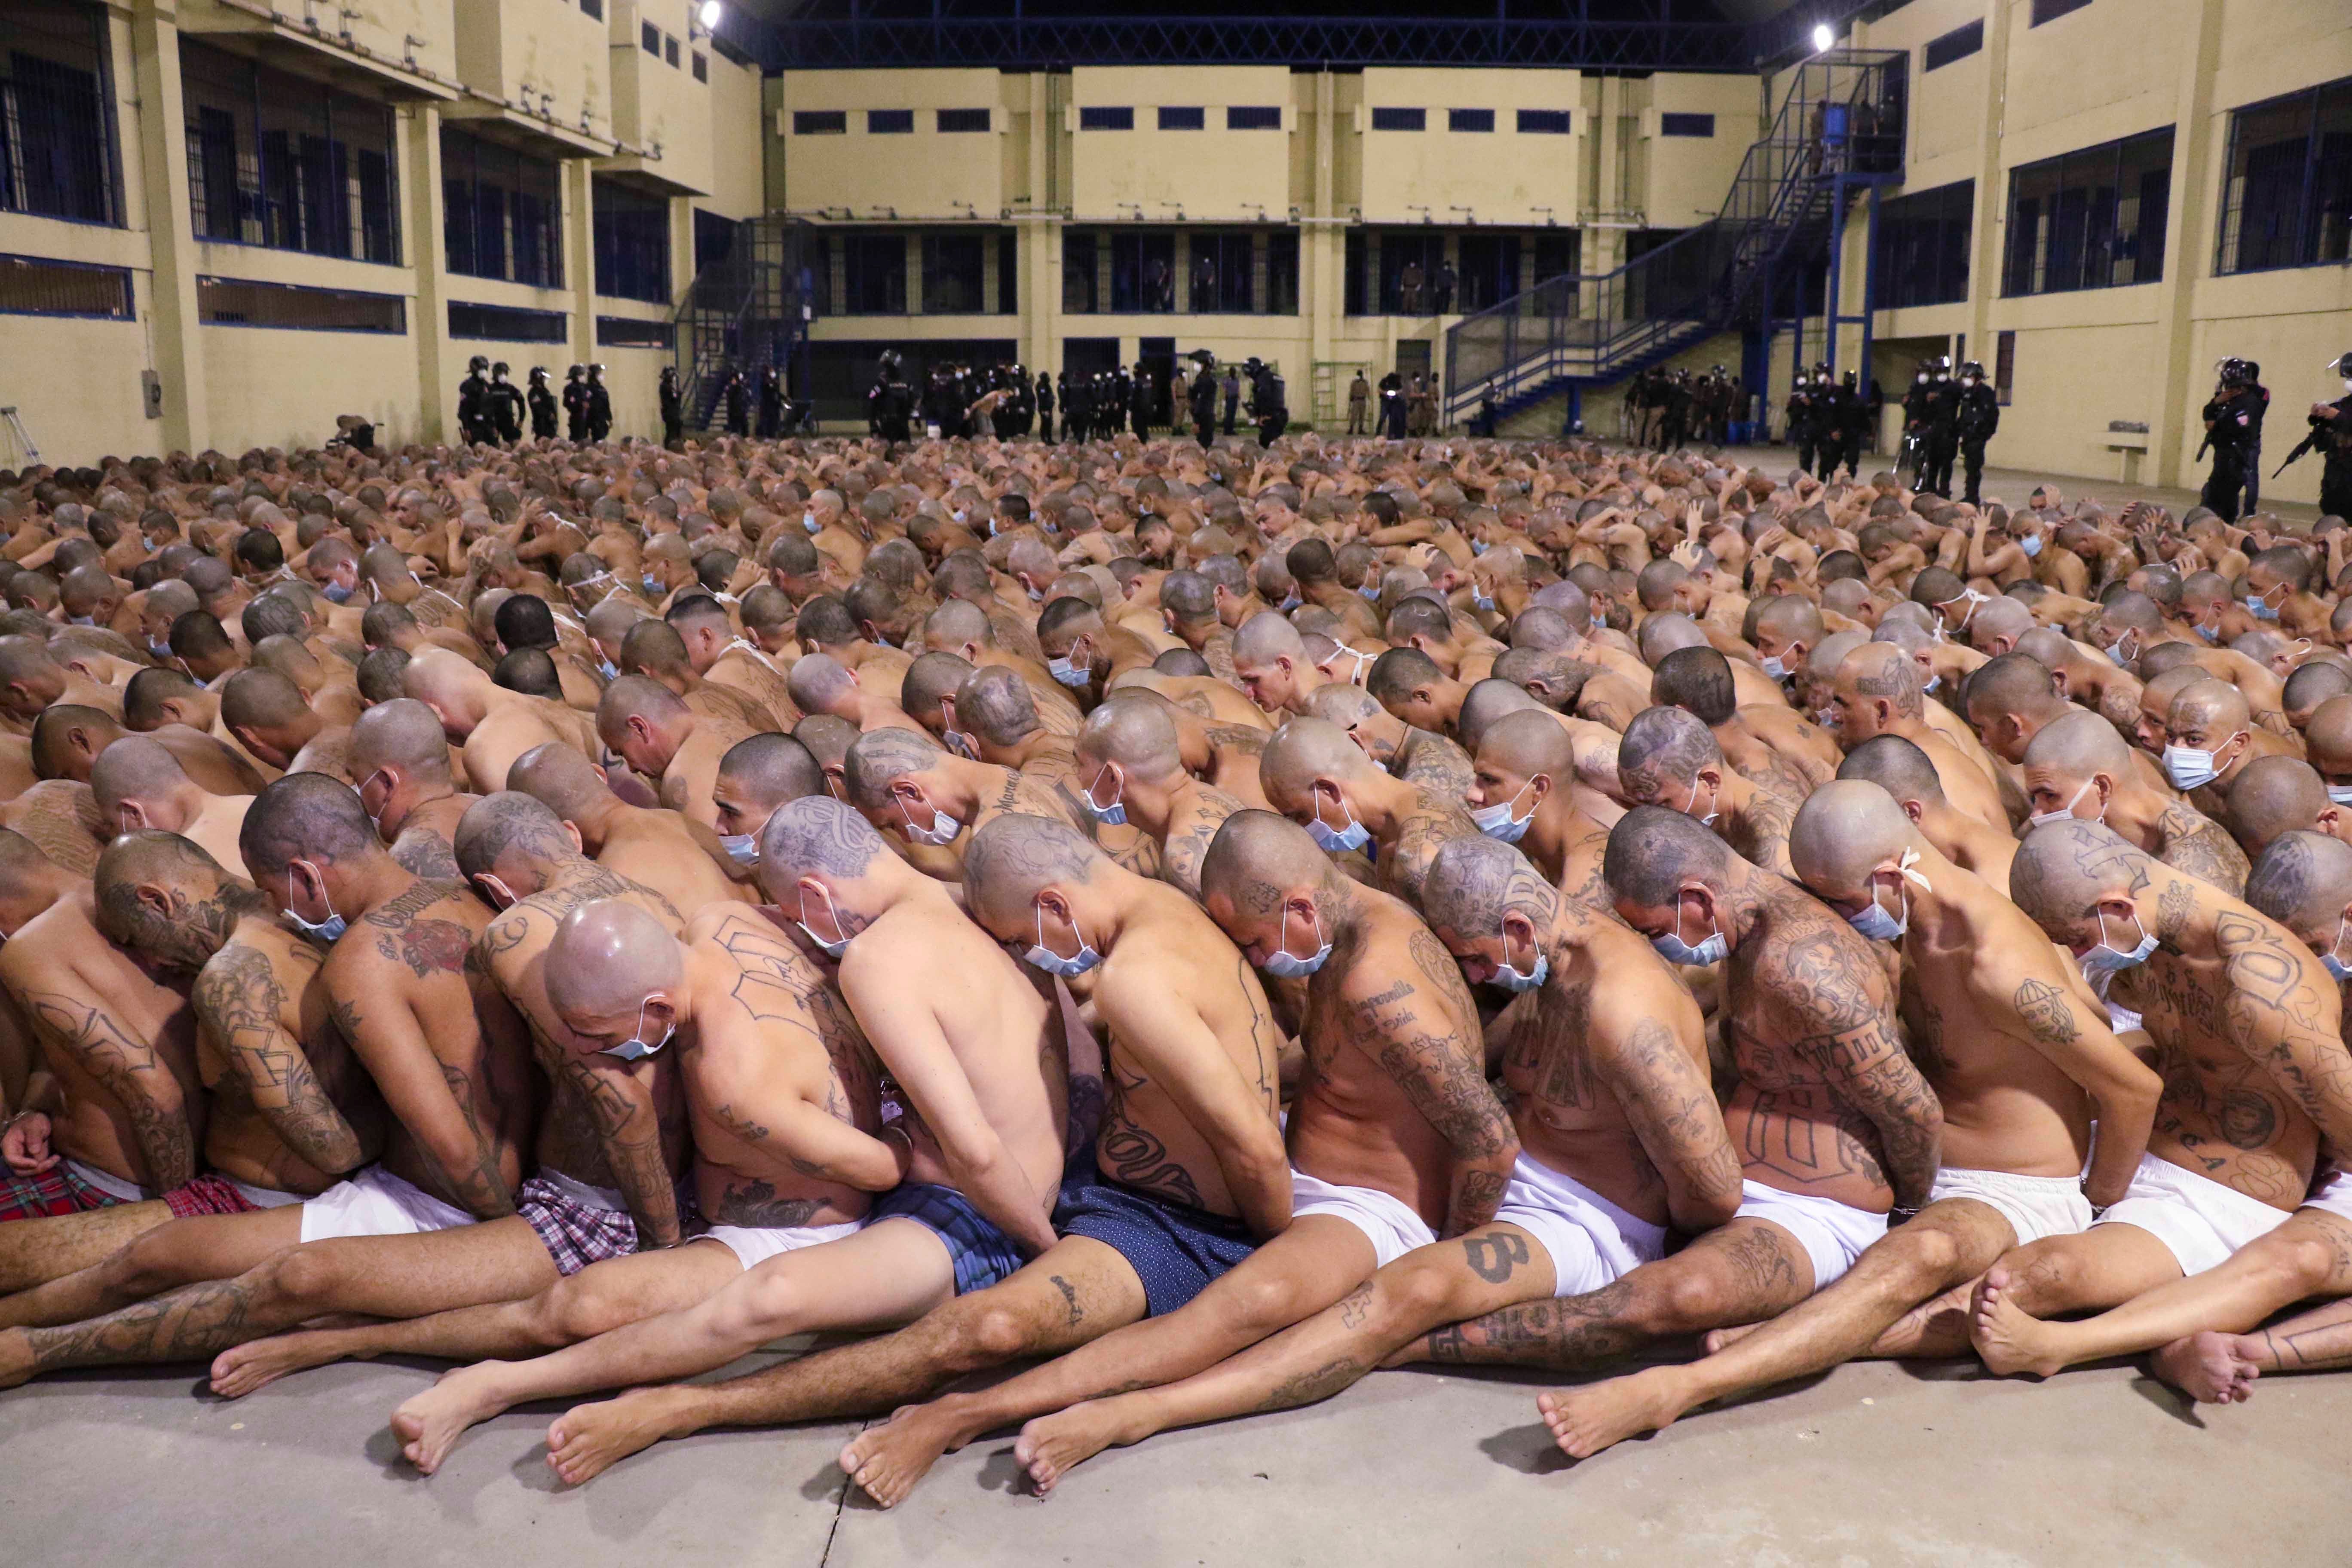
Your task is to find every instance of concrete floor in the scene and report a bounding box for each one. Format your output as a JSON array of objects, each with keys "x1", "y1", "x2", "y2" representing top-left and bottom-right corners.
[{"x1": 3, "y1": 1339, "x2": 2348, "y2": 1566}]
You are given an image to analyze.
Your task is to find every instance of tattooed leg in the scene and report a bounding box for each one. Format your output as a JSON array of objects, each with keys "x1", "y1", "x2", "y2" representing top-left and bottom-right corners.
[
  {"x1": 842, "y1": 1219, "x2": 1364, "y2": 1507},
  {"x1": 0, "y1": 1208, "x2": 303, "y2": 1331}
]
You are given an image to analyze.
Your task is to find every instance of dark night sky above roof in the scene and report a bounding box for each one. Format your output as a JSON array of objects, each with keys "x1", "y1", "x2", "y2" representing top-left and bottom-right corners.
[{"x1": 725, "y1": 0, "x2": 1788, "y2": 22}]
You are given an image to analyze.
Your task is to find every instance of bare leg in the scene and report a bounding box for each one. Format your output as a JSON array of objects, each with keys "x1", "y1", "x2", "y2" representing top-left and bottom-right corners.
[
  {"x1": 211, "y1": 1240, "x2": 744, "y2": 1397},
  {"x1": 1969, "y1": 1222, "x2": 2190, "y2": 1377},
  {"x1": 839, "y1": 1216, "x2": 1376, "y2": 1507},
  {"x1": 1387, "y1": 1218, "x2": 1815, "y2": 1373},
  {"x1": 1852, "y1": 1280, "x2": 1975, "y2": 1360},
  {"x1": 1015, "y1": 1223, "x2": 1557, "y2": 1495},
  {"x1": 1541, "y1": 1200, "x2": 2013, "y2": 1459},
  {"x1": 0, "y1": 1217, "x2": 558, "y2": 1389},
  {"x1": 1977, "y1": 1210, "x2": 2352, "y2": 1379},
  {"x1": 0, "y1": 1208, "x2": 304, "y2": 1329},
  {"x1": 0, "y1": 1200, "x2": 175, "y2": 1294},
  {"x1": 542, "y1": 1231, "x2": 1144, "y2": 1486}
]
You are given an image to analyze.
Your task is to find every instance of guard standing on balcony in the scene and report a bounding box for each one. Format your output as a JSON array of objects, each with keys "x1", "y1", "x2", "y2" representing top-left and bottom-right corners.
[
  {"x1": 456, "y1": 355, "x2": 492, "y2": 446},
  {"x1": 563, "y1": 364, "x2": 592, "y2": 441},
  {"x1": 585, "y1": 364, "x2": 612, "y2": 442},
  {"x1": 486, "y1": 362, "x2": 524, "y2": 446},
  {"x1": 1246, "y1": 357, "x2": 1288, "y2": 445},
  {"x1": 2199, "y1": 358, "x2": 2264, "y2": 523},
  {"x1": 1188, "y1": 351, "x2": 1219, "y2": 447},
  {"x1": 1955, "y1": 360, "x2": 2000, "y2": 505},
  {"x1": 529, "y1": 367, "x2": 559, "y2": 441},
  {"x1": 1786, "y1": 366, "x2": 1819, "y2": 474},
  {"x1": 657, "y1": 366, "x2": 682, "y2": 446}
]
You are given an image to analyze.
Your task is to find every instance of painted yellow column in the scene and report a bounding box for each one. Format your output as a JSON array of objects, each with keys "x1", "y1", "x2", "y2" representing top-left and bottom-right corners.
[
  {"x1": 404, "y1": 102, "x2": 451, "y2": 443},
  {"x1": 129, "y1": 0, "x2": 208, "y2": 453},
  {"x1": 1962, "y1": 0, "x2": 2013, "y2": 385},
  {"x1": 2150, "y1": 0, "x2": 2226, "y2": 490},
  {"x1": 567, "y1": 161, "x2": 597, "y2": 368},
  {"x1": 1307, "y1": 70, "x2": 1337, "y2": 381}
]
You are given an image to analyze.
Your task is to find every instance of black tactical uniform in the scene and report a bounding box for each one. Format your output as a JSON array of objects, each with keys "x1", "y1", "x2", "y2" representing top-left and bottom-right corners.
[
  {"x1": 657, "y1": 367, "x2": 682, "y2": 446},
  {"x1": 1787, "y1": 371, "x2": 1819, "y2": 474},
  {"x1": 456, "y1": 355, "x2": 491, "y2": 444},
  {"x1": 527, "y1": 368, "x2": 558, "y2": 440},
  {"x1": 1954, "y1": 362, "x2": 2000, "y2": 505},
  {"x1": 1248, "y1": 358, "x2": 1288, "y2": 445},
  {"x1": 563, "y1": 365, "x2": 591, "y2": 441},
  {"x1": 584, "y1": 364, "x2": 612, "y2": 441},
  {"x1": 486, "y1": 364, "x2": 524, "y2": 445},
  {"x1": 1189, "y1": 359, "x2": 1219, "y2": 447}
]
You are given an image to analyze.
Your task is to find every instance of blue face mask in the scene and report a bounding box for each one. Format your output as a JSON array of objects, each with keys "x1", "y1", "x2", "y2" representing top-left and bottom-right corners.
[
  {"x1": 643, "y1": 574, "x2": 665, "y2": 597},
  {"x1": 2081, "y1": 908, "x2": 2158, "y2": 973},
  {"x1": 596, "y1": 656, "x2": 620, "y2": 682},
  {"x1": 1305, "y1": 793, "x2": 1371, "y2": 855},
  {"x1": 1049, "y1": 651, "x2": 1090, "y2": 689},
  {"x1": 2019, "y1": 534, "x2": 2044, "y2": 559},
  {"x1": 1493, "y1": 925, "x2": 1549, "y2": 992},
  {"x1": 2322, "y1": 916, "x2": 2352, "y2": 983},
  {"x1": 600, "y1": 997, "x2": 675, "y2": 1061},
  {"x1": 1359, "y1": 583, "x2": 1382, "y2": 602},
  {"x1": 285, "y1": 866, "x2": 346, "y2": 945},
  {"x1": 323, "y1": 581, "x2": 354, "y2": 603},
  {"x1": 1650, "y1": 900, "x2": 1727, "y2": 966},
  {"x1": 1082, "y1": 764, "x2": 1128, "y2": 827},
  {"x1": 2246, "y1": 590, "x2": 2282, "y2": 622},
  {"x1": 1473, "y1": 590, "x2": 1497, "y2": 612},
  {"x1": 1261, "y1": 905, "x2": 1333, "y2": 978},
  {"x1": 1470, "y1": 782, "x2": 1533, "y2": 844},
  {"x1": 149, "y1": 638, "x2": 174, "y2": 660},
  {"x1": 1024, "y1": 905, "x2": 1103, "y2": 978},
  {"x1": 1760, "y1": 653, "x2": 1789, "y2": 682},
  {"x1": 1845, "y1": 849, "x2": 1924, "y2": 943},
  {"x1": 803, "y1": 513, "x2": 820, "y2": 534},
  {"x1": 796, "y1": 885, "x2": 851, "y2": 959}
]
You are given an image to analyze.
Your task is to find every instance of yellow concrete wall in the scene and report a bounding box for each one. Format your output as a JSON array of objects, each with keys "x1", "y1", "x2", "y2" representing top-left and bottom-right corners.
[
  {"x1": 607, "y1": 0, "x2": 713, "y2": 195},
  {"x1": 1066, "y1": 67, "x2": 1294, "y2": 223},
  {"x1": 1355, "y1": 69, "x2": 1584, "y2": 227},
  {"x1": 453, "y1": 0, "x2": 609, "y2": 139},
  {"x1": 0, "y1": 299, "x2": 155, "y2": 466},
  {"x1": 778, "y1": 69, "x2": 1006, "y2": 219},
  {"x1": 201, "y1": 317, "x2": 420, "y2": 453},
  {"x1": 176, "y1": 0, "x2": 461, "y2": 92},
  {"x1": 1638, "y1": 74, "x2": 1758, "y2": 227},
  {"x1": 702, "y1": 50, "x2": 767, "y2": 220}
]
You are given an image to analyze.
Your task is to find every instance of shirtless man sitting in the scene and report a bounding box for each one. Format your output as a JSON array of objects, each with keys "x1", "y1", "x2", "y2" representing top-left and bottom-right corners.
[
  {"x1": 1258, "y1": 717, "x2": 1479, "y2": 906},
  {"x1": 1382, "y1": 807, "x2": 1940, "y2": 1381},
  {"x1": 1652, "y1": 645, "x2": 1839, "y2": 794},
  {"x1": 1036, "y1": 596, "x2": 1160, "y2": 710},
  {"x1": 377, "y1": 897, "x2": 912, "y2": 1473},
  {"x1": 406, "y1": 648, "x2": 598, "y2": 795},
  {"x1": 1535, "y1": 781, "x2": 2161, "y2": 1456},
  {"x1": 220, "y1": 668, "x2": 342, "y2": 775},
  {"x1": 833, "y1": 811, "x2": 1513, "y2": 1506},
  {"x1": 666, "y1": 593, "x2": 800, "y2": 725},
  {"x1": 88, "y1": 737, "x2": 252, "y2": 872},
  {"x1": 1004, "y1": 830, "x2": 1741, "y2": 1493},
  {"x1": 489, "y1": 798, "x2": 1100, "y2": 1483},
  {"x1": 597, "y1": 675, "x2": 763, "y2": 830},
  {"x1": 619, "y1": 620, "x2": 781, "y2": 738},
  {"x1": 1946, "y1": 832, "x2": 2352, "y2": 1400},
  {"x1": 349, "y1": 698, "x2": 472, "y2": 880},
  {"x1": 1964, "y1": 652, "x2": 2175, "y2": 802},
  {"x1": 1615, "y1": 706, "x2": 1799, "y2": 879},
  {"x1": 1073, "y1": 695, "x2": 1247, "y2": 901},
  {"x1": 1964, "y1": 819, "x2": 2352, "y2": 1379},
  {"x1": 2022, "y1": 710, "x2": 2248, "y2": 894},
  {"x1": 1306, "y1": 680, "x2": 1475, "y2": 798},
  {"x1": 2163, "y1": 677, "x2": 2297, "y2": 817},
  {"x1": 709, "y1": 732, "x2": 823, "y2": 872},
  {"x1": 841, "y1": 724, "x2": 1090, "y2": 871},
  {"x1": 1232, "y1": 611, "x2": 1331, "y2": 718},
  {"x1": 1831, "y1": 641, "x2": 2007, "y2": 830},
  {"x1": 506, "y1": 741, "x2": 746, "y2": 914},
  {"x1": 787, "y1": 651, "x2": 925, "y2": 737},
  {"x1": 1838, "y1": 735, "x2": 2021, "y2": 886},
  {"x1": 1467, "y1": 709, "x2": 1612, "y2": 905},
  {"x1": 30, "y1": 703, "x2": 264, "y2": 797},
  {"x1": 0, "y1": 635, "x2": 122, "y2": 733}
]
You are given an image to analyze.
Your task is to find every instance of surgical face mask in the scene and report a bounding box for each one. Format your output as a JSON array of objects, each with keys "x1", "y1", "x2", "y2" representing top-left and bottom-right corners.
[
  {"x1": 2030, "y1": 776, "x2": 2100, "y2": 829},
  {"x1": 2321, "y1": 915, "x2": 2352, "y2": 982},
  {"x1": 1471, "y1": 781, "x2": 1534, "y2": 845},
  {"x1": 943, "y1": 728, "x2": 978, "y2": 760},
  {"x1": 1760, "y1": 653, "x2": 1788, "y2": 682},
  {"x1": 2081, "y1": 907, "x2": 2158, "y2": 974},
  {"x1": 1470, "y1": 539, "x2": 1490, "y2": 557},
  {"x1": 1845, "y1": 848, "x2": 1927, "y2": 943},
  {"x1": 285, "y1": 866, "x2": 346, "y2": 945},
  {"x1": 1493, "y1": 923, "x2": 1549, "y2": 992},
  {"x1": 2192, "y1": 618, "x2": 2219, "y2": 643},
  {"x1": 1687, "y1": 768, "x2": 1720, "y2": 828},
  {"x1": 898, "y1": 796, "x2": 961, "y2": 847},
  {"x1": 2246, "y1": 586, "x2": 2284, "y2": 621},
  {"x1": 1048, "y1": 650, "x2": 1090, "y2": 689},
  {"x1": 1939, "y1": 589, "x2": 1987, "y2": 632},
  {"x1": 1261, "y1": 905, "x2": 1334, "y2": 978},
  {"x1": 803, "y1": 512, "x2": 820, "y2": 534},
  {"x1": 596, "y1": 656, "x2": 620, "y2": 682},
  {"x1": 600, "y1": 998, "x2": 675, "y2": 1062},
  {"x1": 1305, "y1": 792, "x2": 1372, "y2": 855},
  {"x1": 148, "y1": 637, "x2": 174, "y2": 661},
  {"x1": 642, "y1": 573, "x2": 665, "y2": 597},
  {"x1": 1473, "y1": 590, "x2": 1496, "y2": 612},
  {"x1": 796, "y1": 885, "x2": 851, "y2": 959},
  {"x1": 720, "y1": 830, "x2": 761, "y2": 867},
  {"x1": 1278, "y1": 591, "x2": 1302, "y2": 614},
  {"x1": 1082, "y1": 763, "x2": 1127, "y2": 827},
  {"x1": 2020, "y1": 534, "x2": 2044, "y2": 559},
  {"x1": 1024, "y1": 905, "x2": 1103, "y2": 978},
  {"x1": 1649, "y1": 900, "x2": 1727, "y2": 967},
  {"x1": 2163, "y1": 738, "x2": 2235, "y2": 792},
  {"x1": 1359, "y1": 583, "x2": 1382, "y2": 602},
  {"x1": 66, "y1": 613, "x2": 93, "y2": 627},
  {"x1": 2329, "y1": 783, "x2": 2352, "y2": 807},
  {"x1": 322, "y1": 581, "x2": 354, "y2": 603},
  {"x1": 2104, "y1": 631, "x2": 2138, "y2": 665}
]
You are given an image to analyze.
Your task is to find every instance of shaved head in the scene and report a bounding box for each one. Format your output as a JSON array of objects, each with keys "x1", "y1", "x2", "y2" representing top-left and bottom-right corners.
[
  {"x1": 453, "y1": 790, "x2": 579, "y2": 887},
  {"x1": 1075, "y1": 693, "x2": 1183, "y2": 782},
  {"x1": 2227, "y1": 755, "x2": 2330, "y2": 859},
  {"x1": 1200, "y1": 808, "x2": 1339, "y2": 916},
  {"x1": 842, "y1": 727, "x2": 944, "y2": 811},
  {"x1": 2246, "y1": 831, "x2": 2352, "y2": 935},
  {"x1": 89, "y1": 735, "x2": 190, "y2": 818},
  {"x1": 1616, "y1": 706, "x2": 1720, "y2": 798},
  {"x1": 1788, "y1": 780, "x2": 1918, "y2": 900},
  {"x1": 239, "y1": 772, "x2": 377, "y2": 880},
  {"x1": 506, "y1": 740, "x2": 616, "y2": 820},
  {"x1": 349, "y1": 698, "x2": 453, "y2": 784},
  {"x1": 545, "y1": 899, "x2": 683, "y2": 1021},
  {"x1": 786, "y1": 652, "x2": 858, "y2": 717},
  {"x1": 963, "y1": 812, "x2": 1106, "y2": 929},
  {"x1": 757, "y1": 795, "x2": 889, "y2": 895},
  {"x1": 1477, "y1": 708, "x2": 1575, "y2": 784},
  {"x1": 2009, "y1": 818, "x2": 2152, "y2": 933},
  {"x1": 1259, "y1": 716, "x2": 1376, "y2": 806},
  {"x1": 1421, "y1": 834, "x2": 1558, "y2": 945},
  {"x1": 1837, "y1": 733, "x2": 1946, "y2": 806},
  {"x1": 955, "y1": 666, "x2": 1041, "y2": 747},
  {"x1": 1603, "y1": 804, "x2": 1732, "y2": 910}
]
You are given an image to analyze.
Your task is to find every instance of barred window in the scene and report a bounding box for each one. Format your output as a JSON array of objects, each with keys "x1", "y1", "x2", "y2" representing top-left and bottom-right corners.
[
  {"x1": 0, "y1": 0, "x2": 123, "y2": 226},
  {"x1": 1660, "y1": 113, "x2": 1715, "y2": 138},
  {"x1": 1516, "y1": 110, "x2": 1571, "y2": 135},
  {"x1": 2214, "y1": 75, "x2": 2352, "y2": 276},
  {"x1": 1873, "y1": 179, "x2": 1973, "y2": 308},
  {"x1": 793, "y1": 110, "x2": 845, "y2": 135},
  {"x1": 867, "y1": 109, "x2": 912, "y2": 134},
  {"x1": 593, "y1": 177, "x2": 668, "y2": 302},
  {"x1": 181, "y1": 39, "x2": 399, "y2": 263},
  {"x1": 441, "y1": 126, "x2": 563, "y2": 287},
  {"x1": 1158, "y1": 107, "x2": 1205, "y2": 131},
  {"x1": 0, "y1": 252, "x2": 130, "y2": 316},
  {"x1": 1079, "y1": 106, "x2": 1133, "y2": 131},
  {"x1": 1923, "y1": 20, "x2": 1982, "y2": 72},
  {"x1": 596, "y1": 315, "x2": 671, "y2": 348},
  {"x1": 937, "y1": 108, "x2": 989, "y2": 133},
  {"x1": 692, "y1": 52, "x2": 706, "y2": 83},
  {"x1": 1370, "y1": 107, "x2": 1424, "y2": 132},
  {"x1": 198, "y1": 276, "x2": 404, "y2": 333},
  {"x1": 447, "y1": 301, "x2": 567, "y2": 341},
  {"x1": 1448, "y1": 109, "x2": 1494, "y2": 133},
  {"x1": 1227, "y1": 106, "x2": 1280, "y2": 130},
  {"x1": 839, "y1": 231, "x2": 906, "y2": 314},
  {"x1": 2003, "y1": 126, "x2": 2172, "y2": 295}
]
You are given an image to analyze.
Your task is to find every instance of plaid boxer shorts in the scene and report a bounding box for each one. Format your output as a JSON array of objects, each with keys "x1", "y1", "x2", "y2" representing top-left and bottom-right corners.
[
  {"x1": 0, "y1": 1163, "x2": 125, "y2": 1222},
  {"x1": 518, "y1": 1174, "x2": 642, "y2": 1276}
]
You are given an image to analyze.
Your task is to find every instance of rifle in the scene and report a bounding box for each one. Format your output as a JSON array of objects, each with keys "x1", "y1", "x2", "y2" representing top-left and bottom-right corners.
[
  {"x1": 2273, "y1": 422, "x2": 2327, "y2": 479},
  {"x1": 2194, "y1": 431, "x2": 2211, "y2": 465}
]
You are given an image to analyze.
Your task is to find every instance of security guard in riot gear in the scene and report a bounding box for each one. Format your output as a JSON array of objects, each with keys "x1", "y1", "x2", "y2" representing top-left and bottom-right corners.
[
  {"x1": 2311, "y1": 352, "x2": 2352, "y2": 521},
  {"x1": 1920, "y1": 355, "x2": 1960, "y2": 497},
  {"x1": 527, "y1": 367, "x2": 558, "y2": 441},
  {"x1": 2199, "y1": 357, "x2": 2264, "y2": 523},
  {"x1": 867, "y1": 349, "x2": 912, "y2": 443},
  {"x1": 658, "y1": 366, "x2": 683, "y2": 446},
  {"x1": 1828, "y1": 369, "x2": 1867, "y2": 481},
  {"x1": 584, "y1": 363, "x2": 612, "y2": 441},
  {"x1": 1786, "y1": 366, "x2": 1819, "y2": 475},
  {"x1": 486, "y1": 362, "x2": 524, "y2": 445},
  {"x1": 563, "y1": 364, "x2": 592, "y2": 441},
  {"x1": 1246, "y1": 356, "x2": 1288, "y2": 445},
  {"x1": 1955, "y1": 360, "x2": 2000, "y2": 505},
  {"x1": 1188, "y1": 350, "x2": 1219, "y2": 447},
  {"x1": 457, "y1": 355, "x2": 492, "y2": 445}
]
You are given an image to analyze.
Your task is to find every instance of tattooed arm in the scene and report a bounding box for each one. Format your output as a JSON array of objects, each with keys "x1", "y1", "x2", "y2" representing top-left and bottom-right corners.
[
  {"x1": 1354, "y1": 928, "x2": 1520, "y2": 1238},
  {"x1": 1773, "y1": 925, "x2": 1943, "y2": 1211},
  {"x1": 326, "y1": 963, "x2": 515, "y2": 1219},
  {"x1": 1596, "y1": 1004, "x2": 1744, "y2": 1233},
  {"x1": 1999, "y1": 969, "x2": 2159, "y2": 1208},
  {"x1": 193, "y1": 948, "x2": 366, "y2": 1178},
  {"x1": 21, "y1": 987, "x2": 199, "y2": 1191},
  {"x1": 2218, "y1": 912, "x2": 2352, "y2": 1156},
  {"x1": 2155, "y1": 807, "x2": 2251, "y2": 897}
]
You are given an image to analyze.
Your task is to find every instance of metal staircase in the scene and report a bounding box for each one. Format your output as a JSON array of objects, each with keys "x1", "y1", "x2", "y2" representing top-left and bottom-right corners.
[
  {"x1": 671, "y1": 216, "x2": 820, "y2": 435},
  {"x1": 1444, "y1": 49, "x2": 1906, "y2": 427}
]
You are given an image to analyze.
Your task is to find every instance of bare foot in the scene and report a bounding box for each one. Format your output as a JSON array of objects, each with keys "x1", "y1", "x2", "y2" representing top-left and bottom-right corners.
[
  {"x1": 210, "y1": 1331, "x2": 353, "y2": 1399},
  {"x1": 2150, "y1": 1332, "x2": 2263, "y2": 1405},
  {"x1": 1701, "y1": 1321, "x2": 1764, "y2": 1355},
  {"x1": 1967, "y1": 1268, "x2": 2067, "y2": 1379},
  {"x1": 839, "y1": 1402, "x2": 969, "y2": 1509},
  {"x1": 1013, "y1": 1399, "x2": 1142, "y2": 1495},
  {"x1": 389, "y1": 1362, "x2": 521, "y2": 1475},
  {"x1": 0, "y1": 1328, "x2": 34, "y2": 1390},
  {"x1": 545, "y1": 1386, "x2": 693, "y2": 1487},
  {"x1": 1536, "y1": 1367, "x2": 1692, "y2": 1458}
]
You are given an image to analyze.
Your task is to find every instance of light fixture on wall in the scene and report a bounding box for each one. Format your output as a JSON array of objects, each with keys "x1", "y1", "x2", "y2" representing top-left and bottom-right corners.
[
  {"x1": 1451, "y1": 204, "x2": 1475, "y2": 225},
  {"x1": 692, "y1": 1, "x2": 722, "y2": 40},
  {"x1": 1407, "y1": 204, "x2": 1432, "y2": 224},
  {"x1": 1532, "y1": 204, "x2": 1556, "y2": 227},
  {"x1": 1812, "y1": 22, "x2": 1834, "y2": 52}
]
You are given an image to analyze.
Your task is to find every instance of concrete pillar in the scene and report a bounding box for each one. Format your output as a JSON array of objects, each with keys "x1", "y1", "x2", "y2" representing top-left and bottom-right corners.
[
  {"x1": 1021, "y1": 72, "x2": 1057, "y2": 375},
  {"x1": 2151, "y1": 0, "x2": 2226, "y2": 489},
  {"x1": 1961, "y1": 0, "x2": 2013, "y2": 392},
  {"x1": 1307, "y1": 71, "x2": 1337, "y2": 381},
  {"x1": 567, "y1": 162, "x2": 598, "y2": 368},
  {"x1": 404, "y1": 102, "x2": 451, "y2": 443},
  {"x1": 129, "y1": 0, "x2": 208, "y2": 453},
  {"x1": 668, "y1": 195, "x2": 694, "y2": 309}
]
